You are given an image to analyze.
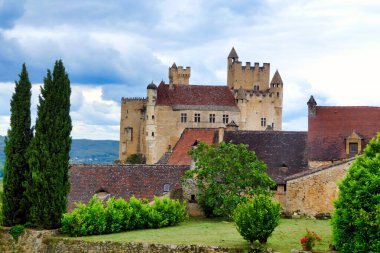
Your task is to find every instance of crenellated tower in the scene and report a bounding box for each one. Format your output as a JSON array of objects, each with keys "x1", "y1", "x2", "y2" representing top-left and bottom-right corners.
[
  {"x1": 169, "y1": 62, "x2": 191, "y2": 85},
  {"x1": 227, "y1": 47, "x2": 270, "y2": 91},
  {"x1": 228, "y1": 47, "x2": 283, "y2": 131}
]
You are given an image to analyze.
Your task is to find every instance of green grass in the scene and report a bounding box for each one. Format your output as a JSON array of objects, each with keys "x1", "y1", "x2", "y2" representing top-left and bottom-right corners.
[{"x1": 70, "y1": 218, "x2": 332, "y2": 253}]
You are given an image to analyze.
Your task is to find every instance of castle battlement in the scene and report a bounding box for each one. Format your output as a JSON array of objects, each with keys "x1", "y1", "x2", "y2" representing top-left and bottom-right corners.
[
  {"x1": 121, "y1": 97, "x2": 146, "y2": 104},
  {"x1": 169, "y1": 63, "x2": 191, "y2": 85}
]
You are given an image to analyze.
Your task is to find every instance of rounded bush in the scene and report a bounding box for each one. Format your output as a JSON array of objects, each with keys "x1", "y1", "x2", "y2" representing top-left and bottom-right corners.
[
  {"x1": 332, "y1": 134, "x2": 380, "y2": 252},
  {"x1": 233, "y1": 195, "x2": 281, "y2": 244}
]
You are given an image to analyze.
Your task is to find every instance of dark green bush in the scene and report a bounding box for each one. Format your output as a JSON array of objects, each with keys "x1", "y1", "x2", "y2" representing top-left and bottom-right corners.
[
  {"x1": 126, "y1": 153, "x2": 146, "y2": 164},
  {"x1": 61, "y1": 195, "x2": 187, "y2": 236},
  {"x1": 332, "y1": 134, "x2": 380, "y2": 252},
  {"x1": 9, "y1": 224, "x2": 25, "y2": 242},
  {"x1": 233, "y1": 195, "x2": 281, "y2": 244}
]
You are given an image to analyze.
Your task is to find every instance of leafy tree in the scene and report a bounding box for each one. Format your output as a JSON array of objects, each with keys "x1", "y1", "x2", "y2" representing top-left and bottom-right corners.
[
  {"x1": 2, "y1": 64, "x2": 32, "y2": 226},
  {"x1": 186, "y1": 141, "x2": 275, "y2": 218},
  {"x1": 24, "y1": 60, "x2": 72, "y2": 229},
  {"x1": 332, "y1": 133, "x2": 380, "y2": 252},
  {"x1": 234, "y1": 194, "x2": 281, "y2": 244},
  {"x1": 126, "y1": 153, "x2": 146, "y2": 164}
]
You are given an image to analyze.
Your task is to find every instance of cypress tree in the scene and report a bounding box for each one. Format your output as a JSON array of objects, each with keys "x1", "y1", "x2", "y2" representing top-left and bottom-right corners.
[
  {"x1": 25, "y1": 60, "x2": 72, "y2": 229},
  {"x1": 3, "y1": 63, "x2": 33, "y2": 226}
]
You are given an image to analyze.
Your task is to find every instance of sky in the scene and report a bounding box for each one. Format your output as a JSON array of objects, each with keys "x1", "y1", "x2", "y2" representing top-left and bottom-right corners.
[{"x1": 1, "y1": 0, "x2": 380, "y2": 140}]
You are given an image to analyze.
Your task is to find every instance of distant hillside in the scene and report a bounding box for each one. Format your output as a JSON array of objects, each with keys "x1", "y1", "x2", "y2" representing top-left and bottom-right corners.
[
  {"x1": 70, "y1": 139, "x2": 119, "y2": 164},
  {"x1": 0, "y1": 136, "x2": 119, "y2": 168}
]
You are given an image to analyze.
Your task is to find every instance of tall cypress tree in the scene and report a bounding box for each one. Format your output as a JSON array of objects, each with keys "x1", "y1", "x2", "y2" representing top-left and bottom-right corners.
[
  {"x1": 25, "y1": 60, "x2": 72, "y2": 229},
  {"x1": 3, "y1": 64, "x2": 33, "y2": 226}
]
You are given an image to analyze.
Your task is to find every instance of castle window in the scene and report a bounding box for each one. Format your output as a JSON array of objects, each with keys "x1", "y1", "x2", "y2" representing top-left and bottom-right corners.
[
  {"x1": 152, "y1": 115, "x2": 155, "y2": 120},
  {"x1": 272, "y1": 123, "x2": 274, "y2": 129},
  {"x1": 163, "y1": 183, "x2": 170, "y2": 192},
  {"x1": 209, "y1": 114, "x2": 215, "y2": 123},
  {"x1": 346, "y1": 131, "x2": 362, "y2": 156},
  {"x1": 194, "y1": 113, "x2": 200, "y2": 123},
  {"x1": 349, "y1": 143, "x2": 358, "y2": 154},
  {"x1": 146, "y1": 131, "x2": 148, "y2": 136},
  {"x1": 124, "y1": 127, "x2": 133, "y2": 141},
  {"x1": 277, "y1": 92, "x2": 280, "y2": 97},
  {"x1": 261, "y1": 118, "x2": 266, "y2": 127},
  {"x1": 152, "y1": 132, "x2": 155, "y2": 137},
  {"x1": 181, "y1": 113, "x2": 187, "y2": 123},
  {"x1": 254, "y1": 85, "x2": 259, "y2": 91},
  {"x1": 223, "y1": 114, "x2": 229, "y2": 124}
]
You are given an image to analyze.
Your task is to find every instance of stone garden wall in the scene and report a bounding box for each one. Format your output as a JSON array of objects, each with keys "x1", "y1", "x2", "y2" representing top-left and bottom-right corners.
[{"x1": 285, "y1": 158, "x2": 354, "y2": 216}]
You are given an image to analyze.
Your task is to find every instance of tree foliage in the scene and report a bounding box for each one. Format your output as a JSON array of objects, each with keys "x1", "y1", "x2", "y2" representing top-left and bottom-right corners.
[
  {"x1": 24, "y1": 60, "x2": 72, "y2": 229},
  {"x1": 2, "y1": 64, "x2": 32, "y2": 226},
  {"x1": 126, "y1": 153, "x2": 146, "y2": 164},
  {"x1": 332, "y1": 133, "x2": 380, "y2": 252},
  {"x1": 186, "y1": 142, "x2": 275, "y2": 218},
  {"x1": 233, "y1": 194, "x2": 281, "y2": 244}
]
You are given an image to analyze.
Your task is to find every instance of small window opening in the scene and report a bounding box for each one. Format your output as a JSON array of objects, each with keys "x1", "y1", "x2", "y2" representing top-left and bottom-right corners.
[{"x1": 163, "y1": 183, "x2": 170, "y2": 192}]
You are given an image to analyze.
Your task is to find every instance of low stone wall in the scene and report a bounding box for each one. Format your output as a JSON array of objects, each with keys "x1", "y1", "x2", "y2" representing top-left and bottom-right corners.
[
  {"x1": 46, "y1": 238, "x2": 244, "y2": 253},
  {"x1": 0, "y1": 227, "x2": 59, "y2": 253},
  {"x1": 285, "y1": 158, "x2": 354, "y2": 216},
  {"x1": 0, "y1": 228, "x2": 243, "y2": 253}
]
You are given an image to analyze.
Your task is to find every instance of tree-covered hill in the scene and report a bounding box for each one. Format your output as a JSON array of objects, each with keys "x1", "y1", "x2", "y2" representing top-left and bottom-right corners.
[{"x1": 0, "y1": 136, "x2": 119, "y2": 169}]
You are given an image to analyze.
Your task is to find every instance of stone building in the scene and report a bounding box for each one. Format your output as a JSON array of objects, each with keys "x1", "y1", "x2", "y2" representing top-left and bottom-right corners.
[{"x1": 120, "y1": 48, "x2": 284, "y2": 164}]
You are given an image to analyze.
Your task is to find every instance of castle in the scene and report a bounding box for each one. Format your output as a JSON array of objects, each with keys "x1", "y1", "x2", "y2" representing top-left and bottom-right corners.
[{"x1": 119, "y1": 48, "x2": 283, "y2": 164}]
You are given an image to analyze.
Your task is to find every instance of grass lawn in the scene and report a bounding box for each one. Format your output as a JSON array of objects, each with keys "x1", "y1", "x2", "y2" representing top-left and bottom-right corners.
[{"x1": 73, "y1": 218, "x2": 332, "y2": 253}]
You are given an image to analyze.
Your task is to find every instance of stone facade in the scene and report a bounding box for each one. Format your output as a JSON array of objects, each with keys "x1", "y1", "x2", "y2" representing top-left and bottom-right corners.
[
  {"x1": 68, "y1": 164, "x2": 189, "y2": 210},
  {"x1": 285, "y1": 158, "x2": 354, "y2": 216},
  {"x1": 120, "y1": 48, "x2": 283, "y2": 164}
]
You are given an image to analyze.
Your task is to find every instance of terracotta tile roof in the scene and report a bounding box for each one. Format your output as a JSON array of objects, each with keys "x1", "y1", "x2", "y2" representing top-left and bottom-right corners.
[
  {"x1": 167, "y1": 128, "x2": 218, "y2": 165},
  {"x1": 308, "y1": 106, "x2": 380, "y2": 160},
  {"x1": 156, "y1": 83, "x2": 238, "y2": 110},
  {"x1": 224, "y1": 131, "x2": 308, "y2": 184}
]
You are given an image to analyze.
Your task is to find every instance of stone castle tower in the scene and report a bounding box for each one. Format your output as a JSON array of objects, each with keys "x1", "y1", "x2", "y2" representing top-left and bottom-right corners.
[{"x1": 120, "y1": 47, "x2": 283, "y2": 164}]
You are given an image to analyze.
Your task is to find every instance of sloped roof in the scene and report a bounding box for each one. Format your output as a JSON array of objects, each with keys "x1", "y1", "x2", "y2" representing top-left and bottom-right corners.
[
  {"x1": 270, "y1": 70, "x2": 283, "y2": 85},
  {"x1": 224, "y1": 131, "x2": 308, "y2": 184},
  {"x1": 308, "y1": 106, "x2": 380, "y2": 160},
  {"x1": 228, "y1": 47, "x2": 239, "y2": 58},
  {"x1": 167, "y1": 128, "x2": 218, "y2": 165},
  {"x1": 156, "y1": 83, "x2": 238, "y2": 110}
]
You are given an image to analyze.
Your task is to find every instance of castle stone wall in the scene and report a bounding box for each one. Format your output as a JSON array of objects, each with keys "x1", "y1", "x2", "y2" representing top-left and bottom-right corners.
[
  {"x1": 68, "y1": 164, "x2": 189, "y2": 210},
  {"x1": 285, "y1": 159, "x2": 354, "y2": 216}
]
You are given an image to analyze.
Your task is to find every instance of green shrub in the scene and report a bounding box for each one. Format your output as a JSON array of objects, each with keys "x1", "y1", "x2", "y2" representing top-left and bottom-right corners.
[
  {"x1": 61, "y1": 195, "x2": 188, "y2": 236},
  {"x1": 9, "y1": 224, "x2": 25, "y2": 242},
  {"x1": 126, "y1": 153, "x2": 146, "y2": 164},
  {"x1": 128, "y1": 196, "x2": 150, "y2": 230},
  {"x1": 151, "y1": 197, "x2": 188, "y2": 227},
  {"x1": 233, "y1": 195, "x2": 281, "y2": 244},
  {"x1": 61, "y1": 196, "x2": 107, "y2": 236},
  {"x1": 105, "y1": 197, "x2": 132, "y2": 233},
  {"x1": 332, "y1": 134, "x2": 380, "y2": 252}
]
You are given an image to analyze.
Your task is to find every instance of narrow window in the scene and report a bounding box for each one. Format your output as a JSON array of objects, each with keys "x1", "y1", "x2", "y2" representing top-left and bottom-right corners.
[
  {"x1": 181, "y1": 113, "x2": 187, "y2": 123},
  {"x1": 261, "y1": 117, "x2": 266, "y2": 127},
  {"x1": 272, "y1": 123, "x2": 274, "y2": 129},
  {"x1": 163, "y1": 184, "x2": 170, "y2": 192},
  {"x1": 254, "y1": 85, "x2": 259, "y2": 91},
  {"x1": 152, "y1": 115, "x2": 155, "y2": 120},
  {"x1": 194, "y1": 113, "x2": 200, "y2": 123},
  {"x1": 124, "y1": 127, "x2": 133, "y2": 141},
  {"x1": 152, "y1": 132, "x2": 155, "y2": 137},
  {"x1": 209, "y1": 114, "x2": 215, "y2": 123},
  {"x1": 223, "y1": 114, "x2": 229, "y2": 124},
  {"x1": 277, "y1": 92, "x2": 280, "y2": 97}
]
